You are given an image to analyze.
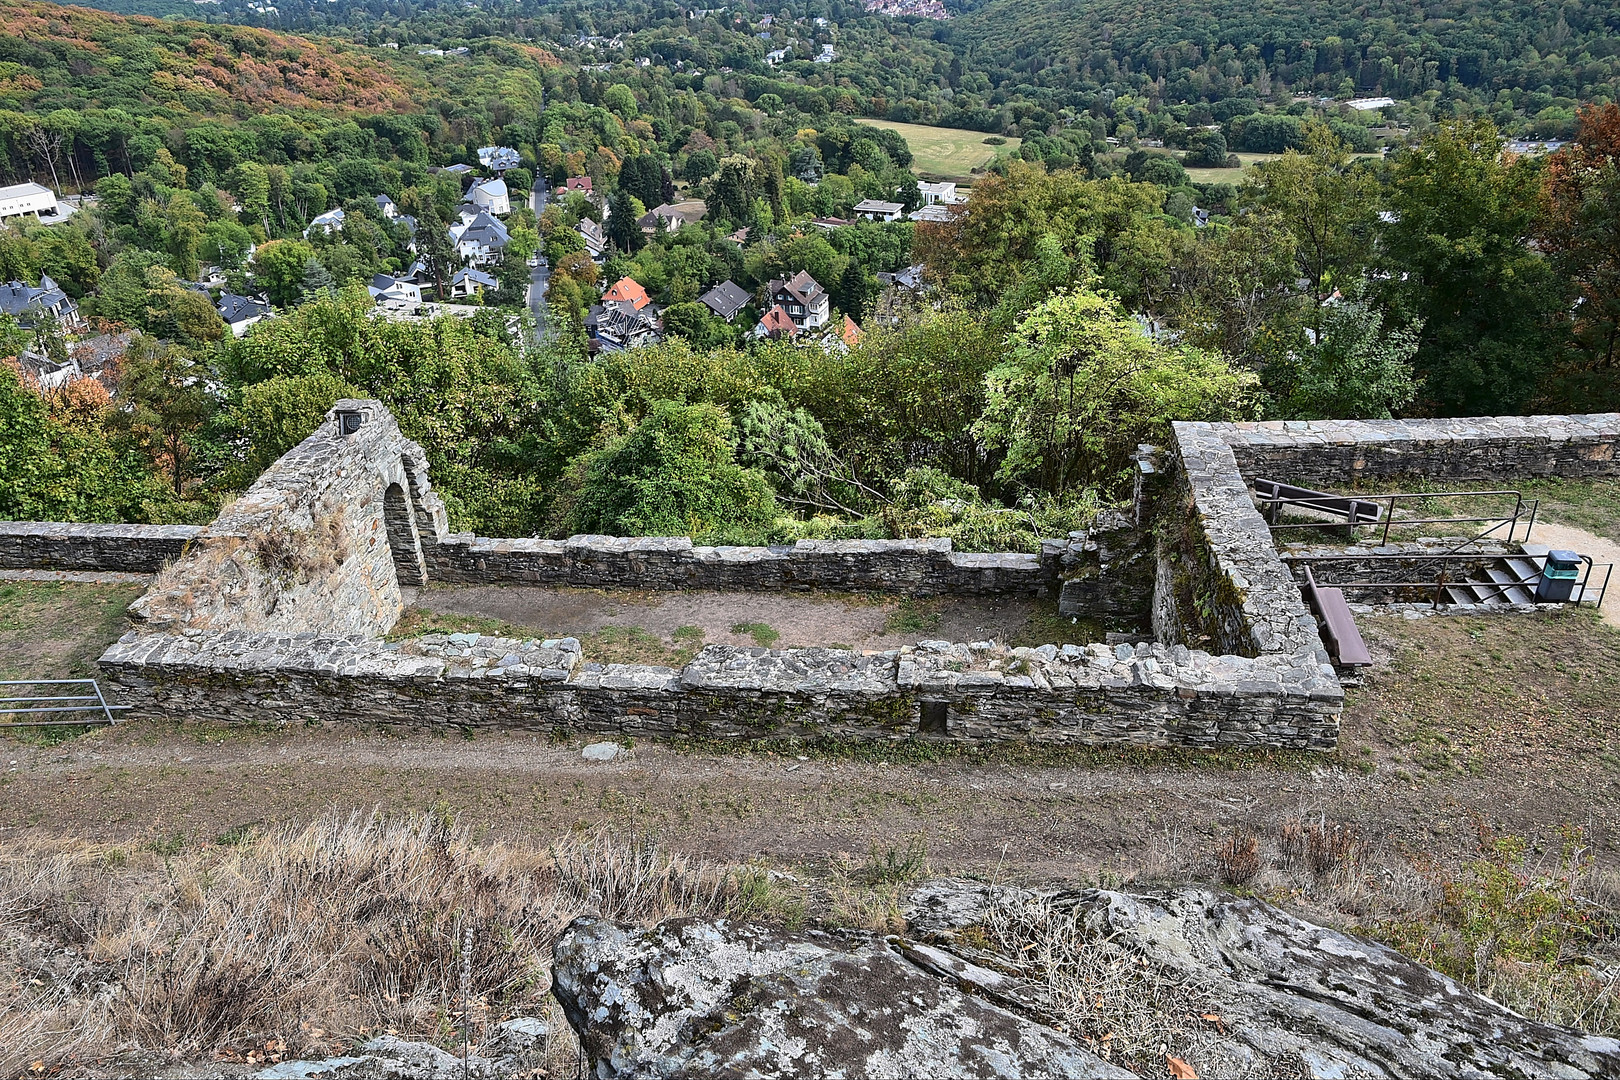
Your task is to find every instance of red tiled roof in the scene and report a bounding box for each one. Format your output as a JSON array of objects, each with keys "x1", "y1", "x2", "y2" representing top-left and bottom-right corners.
[
  {"x1": 759, "y1": 304, "x2": 796, "y2": 335},
  {"x1": 840, "y1": 315, "x2": 864, "y2": 346},
  {"x1": 602, "y1": 277, "x2": 651, "y2": 309}
]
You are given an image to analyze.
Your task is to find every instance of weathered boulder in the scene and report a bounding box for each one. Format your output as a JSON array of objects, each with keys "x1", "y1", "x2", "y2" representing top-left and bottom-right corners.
[
  {"x1": 908, "y1": 880, "x2": 1620, "y2": 1080},
  {"x1": 252, "y1": 1019, "x2": 548, "y2": 1080},
  {"x1": 550, "y1": 915, "x2": 1132, "y2": 1078}
]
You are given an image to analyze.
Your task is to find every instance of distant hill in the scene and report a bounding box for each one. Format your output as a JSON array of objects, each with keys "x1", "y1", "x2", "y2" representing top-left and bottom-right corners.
[
  {"x1": 0, "y1": 0, "x2": 421, "y2": 116},
  {"x1": 951, "y1": 0, "x2": 1618, "y2": 114}
]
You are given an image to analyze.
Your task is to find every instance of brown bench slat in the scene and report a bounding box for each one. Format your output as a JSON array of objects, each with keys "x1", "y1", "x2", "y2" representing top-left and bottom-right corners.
[{"x1": 1301, "y1": 565, "x2": 1372, "y2": 667}]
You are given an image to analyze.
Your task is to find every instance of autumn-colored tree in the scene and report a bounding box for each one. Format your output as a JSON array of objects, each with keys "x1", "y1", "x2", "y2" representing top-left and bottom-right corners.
[{"x1": 1540, "y1": 104, "x2": 1620, "y2": 406}]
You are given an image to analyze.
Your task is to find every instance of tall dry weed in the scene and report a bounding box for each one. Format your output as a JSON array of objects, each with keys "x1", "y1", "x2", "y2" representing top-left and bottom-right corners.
[{"x1": 0, "y1": 812, "x2": 730, "y2": 1076}]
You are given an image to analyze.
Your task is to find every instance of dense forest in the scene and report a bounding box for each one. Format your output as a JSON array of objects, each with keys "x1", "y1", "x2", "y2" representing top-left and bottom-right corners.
[{"x1": 0, "y1": 0, "x2": 1616, "y2": 550}]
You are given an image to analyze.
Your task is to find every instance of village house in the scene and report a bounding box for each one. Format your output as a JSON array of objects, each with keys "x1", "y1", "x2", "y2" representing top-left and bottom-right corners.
[
  {"x1": 874, "y1": 263, "x2": 928, "y2": 326},
  {"x1": 752, "y1": 304, "x2": 798, "y2": 340},
  {"x1": 467, "y1": 177, "x2": 511, "y2": 216},
  {"x1": 368, "y1": 273, "x2": 422, "y2": 310},
  {"x1": 303, "y1": 208, "x2": 345, "y2": 237},
  {"x1": 917, "y1": 181, "x2": 963, "y2": 206},
  {"x1": 478, "y1": 146, "x2": 521, "y2": 172},
  {"x1": 765, "y1": 269, "x2": 830, "y2": 330},
  {"x1": 589, "y1": 277, "x2": 662, "y2": 352},
  {"x1": 374, "y1": 195, "x2": 400, "y2": 219},
  {"x1": 556, "y1": 176, "x2": 594, "y2": 197},
  {"x1": 449, "y1": 267, "x2": 497, "y2": 300},
  {"x1": 449, "y1": 211, "x2": 509, "y2": 265},
  {"x1": 577, "y1": 218, "x2": 608, "y2": 262},
  {"x1": 0, "y1": 182, "x2": 57, "y2": 225},
  {"x1": 637, "y1": 199, "x2": 707, "y2": 233},
  {"x1": 216, "y1": 293, "x2": 271, "y2": 337},
  {"x1": 853, "y1": 199, "x2": 904, "y2": 222},
  {"x1": 699, "y1": 280, "x2": 751, "y2": 322},
  {"x1": 0, "y1": 276, "x2": 79, "y2": 330}
]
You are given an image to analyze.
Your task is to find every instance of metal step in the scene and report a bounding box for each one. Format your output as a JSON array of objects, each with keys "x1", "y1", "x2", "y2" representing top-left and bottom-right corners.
[
  {"x1": 1503, "y1": 556, "x2": 1542, "y2": 584},
  {"x1": 1482, "y1": 566, "x2": 1534, "y2": 605},
  {"x1": 1444, "y1": 585, "x2": 1478, "y2": 606}
]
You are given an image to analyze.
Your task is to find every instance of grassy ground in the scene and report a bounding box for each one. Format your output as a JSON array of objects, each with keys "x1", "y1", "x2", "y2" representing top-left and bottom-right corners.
[
  {"x1": 7, "y1": 588, "x2": 1620, "y2": 1060},
  {"x1": 854, "y1": 118, "x2": 1021, "y2": 178},
  {"x1": 388, "y1": 605, "x2": 707, "y2": 667},
  {"x1": 1177, "y1": 149, "x2": 1382, "y2": 184},
  {"x1": 0, "y1": 581, "x2": 142, "y2": 682}
]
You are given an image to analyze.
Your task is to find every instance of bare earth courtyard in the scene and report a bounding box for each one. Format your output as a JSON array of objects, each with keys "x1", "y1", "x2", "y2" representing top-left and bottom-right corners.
[{"x1": 400, "y1": 583, "x2": 1073, "y2": 653}]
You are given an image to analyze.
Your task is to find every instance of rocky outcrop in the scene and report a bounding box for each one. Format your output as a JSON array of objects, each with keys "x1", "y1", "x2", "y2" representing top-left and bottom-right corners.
[
  {"x1": 550, "y1": 915, "x2": 1132, "y2": 1079},
  {"x1": 908, "y1": 880, "x2": 1620, "y2": 1080},
  {"x1": 252, "y1": 1019, "x2": 548, "y2": 1080}
]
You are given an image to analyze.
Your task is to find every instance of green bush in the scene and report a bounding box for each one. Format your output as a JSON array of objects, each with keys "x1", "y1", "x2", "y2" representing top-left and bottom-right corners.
[{"x1": 566, "y1": 400, "x2": 778, "y2": 539}]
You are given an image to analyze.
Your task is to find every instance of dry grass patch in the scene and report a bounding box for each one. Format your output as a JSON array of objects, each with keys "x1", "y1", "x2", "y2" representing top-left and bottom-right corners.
[{"x1": 0, "y1": 811, "x2": 734, "y2": 1076}]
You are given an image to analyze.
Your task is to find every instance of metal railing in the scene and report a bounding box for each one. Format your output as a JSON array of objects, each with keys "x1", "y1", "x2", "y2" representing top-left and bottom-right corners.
[
  {"x1": 1259, "y1": 489, "x2": 1539, "y2": 546},
  {"x1": 0, "y1": 679, "x2": 130, "y2": 727},
  {"x1": 1290, "y1": 553, "x2": 1612, "y2": 611}
]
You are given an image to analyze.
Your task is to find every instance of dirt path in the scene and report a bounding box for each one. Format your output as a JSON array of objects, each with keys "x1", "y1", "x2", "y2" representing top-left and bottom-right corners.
[
  {"x1": 1529, "y1": 520, "x2": 1620, "y2": 626},
  {"x1": 2, "y1": 612, "x2": 1616, "y2": 888}
]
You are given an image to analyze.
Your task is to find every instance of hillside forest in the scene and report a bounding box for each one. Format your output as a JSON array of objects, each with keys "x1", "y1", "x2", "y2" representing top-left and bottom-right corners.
[{"x1": 0, "y1": 0, "x2": 1617, "y2": 550}]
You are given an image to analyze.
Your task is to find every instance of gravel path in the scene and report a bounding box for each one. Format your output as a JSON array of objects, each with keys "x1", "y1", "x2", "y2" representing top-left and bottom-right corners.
[{"x1": 1529, "y1": 520, "x2": 1620, "y2": 626}]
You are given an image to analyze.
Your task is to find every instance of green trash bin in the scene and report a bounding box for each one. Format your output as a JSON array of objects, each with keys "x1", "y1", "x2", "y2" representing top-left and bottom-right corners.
[{"x1": 1536, "y1": 549, "x2": 1582, "y2": 603}]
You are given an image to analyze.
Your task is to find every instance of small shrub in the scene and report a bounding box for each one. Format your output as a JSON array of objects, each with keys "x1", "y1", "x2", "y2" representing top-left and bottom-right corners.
[
  {"x1": 857, "y1": 838, "x2": 929, "y2": 886},
  {"x1": 1215, "y1": 830, "x2": 1260, "y2": 886}
]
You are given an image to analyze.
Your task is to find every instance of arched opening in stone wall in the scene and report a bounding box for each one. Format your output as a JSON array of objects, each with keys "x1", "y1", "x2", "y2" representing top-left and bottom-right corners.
[{"x1": 384, "y1": 482, "x2": 427, "y2": 586}]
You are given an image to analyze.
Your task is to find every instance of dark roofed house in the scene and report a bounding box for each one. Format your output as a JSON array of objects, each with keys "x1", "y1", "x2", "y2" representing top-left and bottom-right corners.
[
  {"x1": 587, "y1": 300, "x2": 662, "y2": 353},
  {"x1": 698, "y1": 280, "x2": 751, "y2": 322},
  {"x1": 637, "y1": 199, "x2": 707, "y2": 233},
  {"x1": 217, "y1": 293, "x2": 271, "y2": 337},
  {"x1": 765, "y1": 270, "x2": 830, "y2": 330},
  {"x1": 0, "y1": 276, "x2": 79, "y2": 329}
]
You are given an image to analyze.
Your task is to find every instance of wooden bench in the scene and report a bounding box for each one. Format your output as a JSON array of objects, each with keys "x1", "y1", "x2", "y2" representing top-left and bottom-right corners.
[
  {"x1": 1302, "y1": 565, "x2": 1372, "y2": 668},
  {"x1": 1254, "y1": 479, "x2": 1381, "y2": 526}
]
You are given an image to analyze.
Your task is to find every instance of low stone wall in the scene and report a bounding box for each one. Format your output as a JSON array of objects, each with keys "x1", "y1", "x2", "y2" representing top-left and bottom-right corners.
[
  {"x1": 0, "y1": 522, "x2": 204, "y2": 573},
  {"x1": 424, "y1": 534, "x2": 1049, "y2": 596},
  {"x1": 1217, "y1": 414, "x2": 1620, "y2": 486},
  {"x1": 97, "y1": 633, "x2": 1342, "y2": 750},
  {"x1": 1166, "y1": 423, "x2": 1327, "y2": 660}
]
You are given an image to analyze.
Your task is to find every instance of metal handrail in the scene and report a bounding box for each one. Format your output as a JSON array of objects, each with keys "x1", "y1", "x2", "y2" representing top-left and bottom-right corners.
[
  {"x1": 0, "y1": 679, "x2": 130, "y2": 727},
  {"x1": 1294, "y1": 553, "x2": 1613, "y2": 610},
  {"x1": 1259, "y1": 489, "x2": 1537, "y2": 546}
]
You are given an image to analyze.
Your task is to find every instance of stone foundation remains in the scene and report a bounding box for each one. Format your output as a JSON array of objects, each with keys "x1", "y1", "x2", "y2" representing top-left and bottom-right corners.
[{"x1": 35, "y1": 410, "x2": 1619, "y2": 752}]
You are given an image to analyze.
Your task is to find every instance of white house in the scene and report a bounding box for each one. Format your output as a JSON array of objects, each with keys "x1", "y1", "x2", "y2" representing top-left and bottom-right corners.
[
  {"x1": 0, "y1": 182, "x2": 56, "y2": 224},
  {"x1": 766, "y1": 47, "x2": 790, "y2": 65},
  {"x1": 918, "y1": 181, "x2": 963, "y2": 206},
  {"x1": 814, "y1": 43, "x2": 836, "y2": 63},
  {"x1": 449, "y1": 267, "x2": 497, "y2": 299},
  {"x1": 853, "y1": 199, "x2": 904, "y2": 222},
  {"x1": 766, "y1": 270, "x2": 830, "y2": 330},
  {"x1": 467, "y1": 177, "x2": 511, "y2": 216},
  {"x1": 477, "y1": 146, "x2": 521, "y2": 172},
  {"x1": 368, "y1": 272, "x2": 422, "y2": 309},
  {"x1": 374, "y1": 194, "x2": 399, "y2": 219},
  {"x1": 304, "y1": 207, "x2": 345, "y2": 237},
  {"x1": 448, "y1": 211, "x2": 509, "y2": 265}
]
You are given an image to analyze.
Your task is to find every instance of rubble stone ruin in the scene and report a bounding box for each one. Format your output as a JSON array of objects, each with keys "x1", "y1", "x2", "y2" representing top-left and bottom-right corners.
[{"x1": 2, "y1": 401, "x2": 1615, "y2": 751}]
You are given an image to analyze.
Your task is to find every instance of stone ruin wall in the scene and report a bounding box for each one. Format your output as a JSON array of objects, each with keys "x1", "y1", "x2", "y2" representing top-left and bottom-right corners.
[
  {"x1": 119, "y1": 400, "x2": 448, "y2": 638},
  {"x1": 6, "y1": 398, "x2": 1415, "y2": 751}
]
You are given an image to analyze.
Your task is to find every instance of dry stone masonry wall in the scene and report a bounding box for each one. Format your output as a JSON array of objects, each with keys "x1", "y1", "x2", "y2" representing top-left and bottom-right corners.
[
  {"x1": 22, "y1": 398, "x2": 1505, "y2": 752},
  {"x1": 0, "y1": 522, "x2": 204, "y2": 573},
  {"x1": 98, "y1": 634, "x2": 1342, "y2": 750},
  {"x1": 1218, "y1": 414, "x2": 1620, "y2": 485}
]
